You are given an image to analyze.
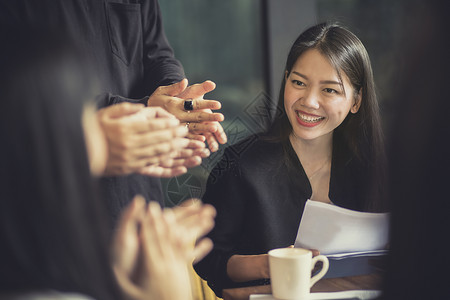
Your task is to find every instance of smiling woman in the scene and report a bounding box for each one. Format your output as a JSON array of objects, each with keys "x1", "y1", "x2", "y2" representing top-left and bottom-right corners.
[
  {"x1": 285, "y1": 49, "x2": 361, "y2": 140},
  {"x1": 194, "y1": 22, "x2": 387, "y2": 298},
  {"x1": 284, "y1": 48, "x2": 363, "y2": 203}
]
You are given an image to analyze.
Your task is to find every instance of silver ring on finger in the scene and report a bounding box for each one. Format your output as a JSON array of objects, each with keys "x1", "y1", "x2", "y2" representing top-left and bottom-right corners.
[{"x1": 185, "y1": 122, "x2": 190, "y2": 129}]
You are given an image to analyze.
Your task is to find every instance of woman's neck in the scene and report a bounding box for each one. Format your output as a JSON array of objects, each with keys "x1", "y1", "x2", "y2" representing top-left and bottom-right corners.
[
  {"x1": 289, "y1": 132, "x2": 333, "y2": 204},
  {"x1": 289, "y1": 132, "x2": 333, "y2": 167}
]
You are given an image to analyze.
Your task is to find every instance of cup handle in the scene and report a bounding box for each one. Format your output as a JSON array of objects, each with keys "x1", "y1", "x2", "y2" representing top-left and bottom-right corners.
[{"x1": 310, "y1": 255, "x2": 329, "y2": 287}]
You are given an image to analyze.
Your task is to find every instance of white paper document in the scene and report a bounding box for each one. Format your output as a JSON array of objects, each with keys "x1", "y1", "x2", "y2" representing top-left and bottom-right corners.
[
  {"x1": 250, "y1": 290, "x2": 382, "y2": 300},
  {"x1": 294, "y1": 200, "x2": 389, "y2": 257}
]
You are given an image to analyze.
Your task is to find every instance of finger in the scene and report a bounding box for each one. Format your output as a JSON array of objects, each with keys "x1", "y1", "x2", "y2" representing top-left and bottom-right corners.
[
  {"x1": 175, "y1": 204, "x2": 216, "y2": 238},
  {"x1": 181, "y1": 111, "x2": 224, "y2": 122},
  {"x1": 115, "y1": 195, "x2": 146, "y2": 231},
  {"x1": 129, "y1": 117, "x2": 180, "y2": 134},
  {"x1": 139, "y1": 203, "x2": 171, "y2": 277},
  {"x1": 99, "y1": 102, "x2": 145, "y2": 119},
  {"x1": 191, "y1": 99, "x2": 221, "y2": 110},
  {"x1": 178, "y1": 198, "x2": 202, "y2": 207},
  {"x1": 187, "y1": 133, "x2": 206, "y2": 142},
  {"x1": 159, "y1": 151, "x2": 202, "y2": 168},
  {"x1": 171, "y1": 201, "x2": 203, "y2": 222},
  {"x1": 205, "y1": 133, "x2": 219, "y2": 152},
  {"x1": 148, "y1": 203, "x2": 181, "y2": 262},
  {"x1": 112, "y1": 195, "x2": 147, "y2": 280},
  {"x1": 155, "y1": 78, "x2": 188, "y2": 97},
  {"x1": 137, "y1": 142, "x2": 205, "y2": 167},
  {"x1": 192, "y1": 238, "x2": 214, "y2": 264},
  {"x1": 107, "y1": 151, "x2": 160, "y2": 171},
  {"x1": 187, "y1": 122, "x2": 218, "y2": 134},
  {"x1": 213, "y1": 122, "x2": 227, "y2": 144},
  {"x1": 139, "y1": 106, "x2": 177, "y2": 119},
  {"x1": 180, "y1": 215, "x2": 215, "y2": 245},
  {"x1": 109, "y1": 136, "x2": 199, "y2": 171},
  {"x1": 139, "y1": 165, "x2": 188, "y2": 178},
  {"x1": 133, "y1": 137, "x2": 191, "y2": 158},
  {"x1": 123, "y1": 126, "x2": 188, "y2": 152},
  {"x1": 133, "y1": 126, "x2": 188, "y2": 147},
  {"x1": 184, "y1": 138, "x2": 206, "y2": 150},
  {"x1": 109, "y1": 136, "x2": 190, "y2": 164},
  {"x1": 145, "y1": 202, "x2": 167, "y2": 255},
  {"x1": 177, "y1": 80, "x2": 216, "y2": 99},
  {"x1": 163, "y1": 209, "x2": 191, "y2": 261},
  {"x1": 113, "y1": 195, "x2": 146, "y2": 259},
  {"x1": 197, "y1": 148, "x2": 211, "y2": 158},
  {"x1": 113, "y1": 195, "x2": 146, "y2": 245},
  {"x1": 174, "y1": 156, "x2": 202, "y2": 168},
  {"x1": 169, "y1": 148, "x2": 210, "y2": 160},
  {"x1": 167, "y1": 148, "x2": 196, "y2": 160}
]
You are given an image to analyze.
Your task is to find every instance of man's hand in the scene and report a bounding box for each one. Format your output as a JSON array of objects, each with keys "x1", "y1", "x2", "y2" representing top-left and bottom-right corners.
[
  {"x1": 147, "y1": 79, "x2": 227, "y2": 152},
  {"x1": 177, "y1": 80, "x2": 227, "y2": 152},
  {"x1": 139, "y1": 140, "x2": 211, "y2": 177},
  {"x1": 98, "y1": 102, "x2": 205, "y2": 176}
]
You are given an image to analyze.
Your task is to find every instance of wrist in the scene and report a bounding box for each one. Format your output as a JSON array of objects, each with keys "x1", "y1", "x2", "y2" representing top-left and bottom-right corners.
[
  {"x1": 257, "y1": 254, "x2": 270, "y2": 279},
  {"x1": 227, "y1": 254, "x2": 270, "y2": 282}
]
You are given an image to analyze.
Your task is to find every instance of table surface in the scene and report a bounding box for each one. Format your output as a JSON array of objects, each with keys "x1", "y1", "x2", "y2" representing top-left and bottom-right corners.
[
  {"x1": 312, "y1": 273, "x2": 382, "y2": 293},
  {"x1": 222, "y1": 272, "x2": 382, "y2": 300}
]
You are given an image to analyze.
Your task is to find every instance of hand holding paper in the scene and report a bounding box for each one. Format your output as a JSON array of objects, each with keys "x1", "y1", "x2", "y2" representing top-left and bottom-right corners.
[{"x1": 294, "y1": 200, "x2": 390, "y2": 257}]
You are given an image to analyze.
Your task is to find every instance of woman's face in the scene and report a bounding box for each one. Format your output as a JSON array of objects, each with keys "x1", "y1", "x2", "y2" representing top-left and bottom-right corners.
[
  {"x1": 82, "y1": 105, "x2": 108, "y2": 176},
  {"x1": 284, "y1": 48, "x2": 361, "y2": 144}
]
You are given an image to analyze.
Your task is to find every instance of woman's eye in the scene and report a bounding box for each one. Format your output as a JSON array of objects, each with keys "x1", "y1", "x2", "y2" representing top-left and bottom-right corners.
[
  {"x1": 292, "y1": 80, "x2": 305, "y2": 86},
  {"x1": 324, "y1": 88, "x2": 338, "y2": 94}
]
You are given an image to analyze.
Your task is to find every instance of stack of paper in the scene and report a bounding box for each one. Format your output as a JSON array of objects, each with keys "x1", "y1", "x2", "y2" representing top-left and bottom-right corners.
[{"x1": 294, "y1": 200, "x2": 389, "y2": 257}]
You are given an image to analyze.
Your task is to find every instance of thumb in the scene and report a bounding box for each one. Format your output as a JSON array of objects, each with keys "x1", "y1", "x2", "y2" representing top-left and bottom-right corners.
[
  {"x1": 157, "y1": 78, "x2": 188, "y2": 97},
  {"x1": 100, "y1": 102, "x2": 144, "y2": 119},
  {"x1": 177, "y1": 80, "x2": 216, "y2": 99}
]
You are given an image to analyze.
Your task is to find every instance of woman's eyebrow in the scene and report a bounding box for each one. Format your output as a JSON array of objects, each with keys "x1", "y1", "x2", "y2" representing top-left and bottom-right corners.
[
  {"x1": 320, "y1": 80, "x2": 341, "y2": 85},
  {"x1": 291, "y1": 71, "x2": 341, "y2": 85},
  {"x1": 291, "y1": 71, "x2": 308, "y2": 80}
]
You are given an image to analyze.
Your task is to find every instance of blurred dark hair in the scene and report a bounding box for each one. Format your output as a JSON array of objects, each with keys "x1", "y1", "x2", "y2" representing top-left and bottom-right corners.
[
  {"x1": 269, "y1": 22, "x2": 386, "y2": 212},
  {"x1": 0, "y1": 26, "x2": 123, "y2": 299},
  {"x1": 383, "y1": 1, "x2": 450, "y2": 299}
]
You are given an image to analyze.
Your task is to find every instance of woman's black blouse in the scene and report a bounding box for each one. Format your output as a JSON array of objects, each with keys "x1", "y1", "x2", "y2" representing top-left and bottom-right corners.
[{"x1": 194, "y1": 136, "x2": 366, "y2": 297}]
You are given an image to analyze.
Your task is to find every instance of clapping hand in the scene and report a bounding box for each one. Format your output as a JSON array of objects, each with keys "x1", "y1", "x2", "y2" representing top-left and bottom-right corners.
[
  {"x1": 147, "y1": 79, "x2": 227, "y2": 152},
  {"x1": 98, "y1": 102, "x2": 208, "y2": 177},
  {"x1": 112, "y1": 196, "x2": 215, "y2": 300}
]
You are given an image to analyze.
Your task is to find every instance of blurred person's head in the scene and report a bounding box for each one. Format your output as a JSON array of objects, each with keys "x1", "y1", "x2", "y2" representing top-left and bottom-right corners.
[
  {"x1": 271, "y1": 22, "x2": 385, "y2": 211},
  {"x1": 383, "y1": 1, "x2": 450, "y2": 299},
  {"x1": 0, "y1": 26, "x2": 120, "y2": 299}
]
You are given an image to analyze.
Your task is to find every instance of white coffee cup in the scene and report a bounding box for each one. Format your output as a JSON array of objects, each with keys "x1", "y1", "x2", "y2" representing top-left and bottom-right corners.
[{"x1": 268, "y1": 248, "x2": 329, "y2": 300}]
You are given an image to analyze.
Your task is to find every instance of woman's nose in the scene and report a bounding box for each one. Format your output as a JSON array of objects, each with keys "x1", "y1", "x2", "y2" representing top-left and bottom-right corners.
[{"x1": 300, "y1": 89, "x2": 320, "y2": 110}]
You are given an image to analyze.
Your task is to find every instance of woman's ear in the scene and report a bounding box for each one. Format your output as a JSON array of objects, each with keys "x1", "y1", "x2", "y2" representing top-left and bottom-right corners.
[{"x1": 351, "y1": 89, "x2": 362, "y2": 113}]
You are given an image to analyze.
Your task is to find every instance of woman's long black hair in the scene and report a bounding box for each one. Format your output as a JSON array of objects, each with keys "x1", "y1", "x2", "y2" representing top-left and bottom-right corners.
[
  {"x1": 269, "y1": 22, "x2": 387, "y2": 212},
  {"x1": 0, "y1": 27, "x2": 123, "y2": 300}
]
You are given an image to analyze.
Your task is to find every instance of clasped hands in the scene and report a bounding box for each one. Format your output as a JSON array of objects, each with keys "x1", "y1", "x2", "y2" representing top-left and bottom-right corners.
[{"x1": 98, "y1": 79, "x2": 226, "y2": 177}]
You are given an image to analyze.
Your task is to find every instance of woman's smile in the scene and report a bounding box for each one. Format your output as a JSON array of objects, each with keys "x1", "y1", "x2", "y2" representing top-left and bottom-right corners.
[{"x1": 295, "y1": 109, "x2": 325, "y2": 127}]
